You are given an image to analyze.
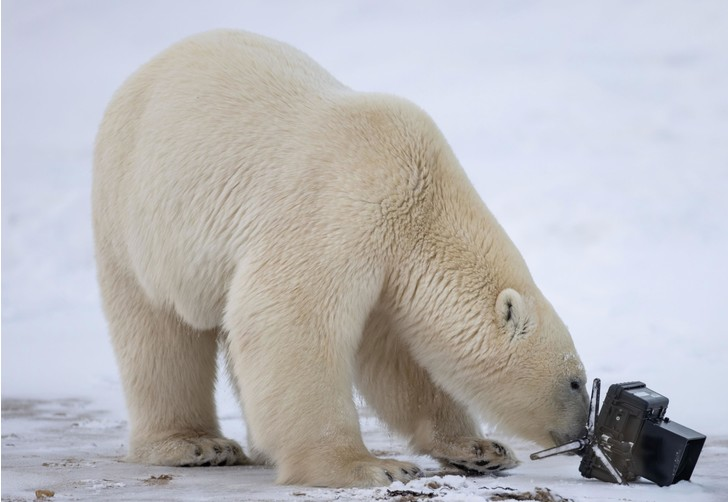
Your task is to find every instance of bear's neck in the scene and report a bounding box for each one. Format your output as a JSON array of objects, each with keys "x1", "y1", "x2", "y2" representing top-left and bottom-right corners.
[{"x1": 381, "y1": 171, "x2": 539, "y2": 405}]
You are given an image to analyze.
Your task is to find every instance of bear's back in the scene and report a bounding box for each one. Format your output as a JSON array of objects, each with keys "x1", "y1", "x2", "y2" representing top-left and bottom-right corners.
[
  {"x1": 150, "y1": 30, "x2": 346, "y2": 113},
  {"x1": 93, "y1": 30, "x2": 414, "y2": 329}
]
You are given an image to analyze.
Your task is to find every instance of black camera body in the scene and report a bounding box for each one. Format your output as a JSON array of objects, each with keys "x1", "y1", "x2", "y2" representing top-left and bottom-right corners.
[
  {"x1": 579, "y1": 381, "x2": 705, "y2": 486},
  {"x1": 531, "y1": 379, "x2": 706, "y2": 487}
]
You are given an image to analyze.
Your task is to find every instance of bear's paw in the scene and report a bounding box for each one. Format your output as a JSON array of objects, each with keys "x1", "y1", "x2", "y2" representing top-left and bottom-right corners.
[
  {"x1": 432, "y1": 437, "x2": 520, "y2": 475},
  {"x1": 131, "y1": 434, "x2": 249, "y2": 467},
  {"x1": 281, "y1": 456, "x2": 422, "y2": 487},
  {"x1": 348, "y1": 457, "x2": 422, "y2": 486}
]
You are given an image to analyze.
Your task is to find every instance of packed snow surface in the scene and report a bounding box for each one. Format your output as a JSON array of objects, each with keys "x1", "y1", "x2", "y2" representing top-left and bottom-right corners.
[{"x1": 3, "y1": 1, "x2": 727, "y2": 500}]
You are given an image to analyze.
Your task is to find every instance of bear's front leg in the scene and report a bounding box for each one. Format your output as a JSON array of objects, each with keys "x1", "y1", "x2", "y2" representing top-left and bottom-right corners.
[
  {"x1": 224, "y1": 265, "x2": 421, "y2": 487},
  {"x1": 356, "y1": 310, "x2": 519, "y2": 475}
]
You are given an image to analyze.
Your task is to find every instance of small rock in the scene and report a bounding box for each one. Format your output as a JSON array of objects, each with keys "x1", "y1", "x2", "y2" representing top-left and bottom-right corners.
[{"x1": 143, "y1": 474, "x2": 173, "y2": 485}]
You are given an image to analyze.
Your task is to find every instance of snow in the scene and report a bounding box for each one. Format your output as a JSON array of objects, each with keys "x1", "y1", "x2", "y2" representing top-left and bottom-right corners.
[{"x1": 2, "y1": 1, "x2": 727, "y2": 500}]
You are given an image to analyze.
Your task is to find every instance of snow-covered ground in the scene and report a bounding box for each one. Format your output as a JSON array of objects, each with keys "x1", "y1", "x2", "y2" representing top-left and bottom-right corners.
[{"x1": 2, "y1": 1, "x2": 727, "y2": 500}]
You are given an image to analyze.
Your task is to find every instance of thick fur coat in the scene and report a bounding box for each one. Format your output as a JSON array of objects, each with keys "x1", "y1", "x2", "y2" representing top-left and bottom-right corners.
[{"x1": 93, "y1": 30, "x2": 589, "y2": 487}]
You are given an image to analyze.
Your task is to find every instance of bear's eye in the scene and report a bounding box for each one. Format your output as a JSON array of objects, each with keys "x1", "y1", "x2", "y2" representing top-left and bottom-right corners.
[{"x1": 570, "y1": 381, "x2": 581, "y2": 391}]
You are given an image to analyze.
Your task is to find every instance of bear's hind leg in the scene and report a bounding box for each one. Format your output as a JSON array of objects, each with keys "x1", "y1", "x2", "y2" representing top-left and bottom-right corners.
[
  {"x1": 355, "y1": 310, "x2": 519, "y2": 474},
  {"x1": 98, "y1": 262, "x2": 248, "y2": 467}
]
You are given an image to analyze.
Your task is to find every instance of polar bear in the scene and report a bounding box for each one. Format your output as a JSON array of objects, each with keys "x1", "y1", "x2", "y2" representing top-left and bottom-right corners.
[{"x1": 93, "y1": 30, "x2": 589, "y2": 487}]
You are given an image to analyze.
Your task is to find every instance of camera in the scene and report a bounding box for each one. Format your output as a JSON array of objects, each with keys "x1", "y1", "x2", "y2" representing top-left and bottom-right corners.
[{"x1": 531, "y1": 379, "x2": 705, "y2": 487}]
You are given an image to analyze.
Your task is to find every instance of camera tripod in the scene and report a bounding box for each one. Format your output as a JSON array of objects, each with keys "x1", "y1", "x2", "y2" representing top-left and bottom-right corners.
[{"x1": 530, "y1": 378, "x2": 624, "y2": 484}]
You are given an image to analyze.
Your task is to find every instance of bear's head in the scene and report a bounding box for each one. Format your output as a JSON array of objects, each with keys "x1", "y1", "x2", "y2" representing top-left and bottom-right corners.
[{"x1": 485, "y1": 288, "x2": 589, "y2": 447}]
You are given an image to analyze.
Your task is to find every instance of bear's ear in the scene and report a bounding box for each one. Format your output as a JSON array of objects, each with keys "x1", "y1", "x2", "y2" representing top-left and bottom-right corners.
[{"x1": 495, "y1": 288, "x2": 530, "y2": 341}]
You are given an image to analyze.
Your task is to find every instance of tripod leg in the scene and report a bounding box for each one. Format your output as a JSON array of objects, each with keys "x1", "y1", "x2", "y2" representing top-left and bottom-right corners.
[
  {"x1": 593, "y1": 445, "x2": 625, "y2": 484},
  {"x1": 529, "y1": 439, "x2": 585, "y2": 460}
]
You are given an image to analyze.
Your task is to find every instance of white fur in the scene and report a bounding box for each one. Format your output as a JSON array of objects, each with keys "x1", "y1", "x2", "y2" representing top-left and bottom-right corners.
[{"x1": 93, "y1": 29, "x2": 588, "y2": 487}]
